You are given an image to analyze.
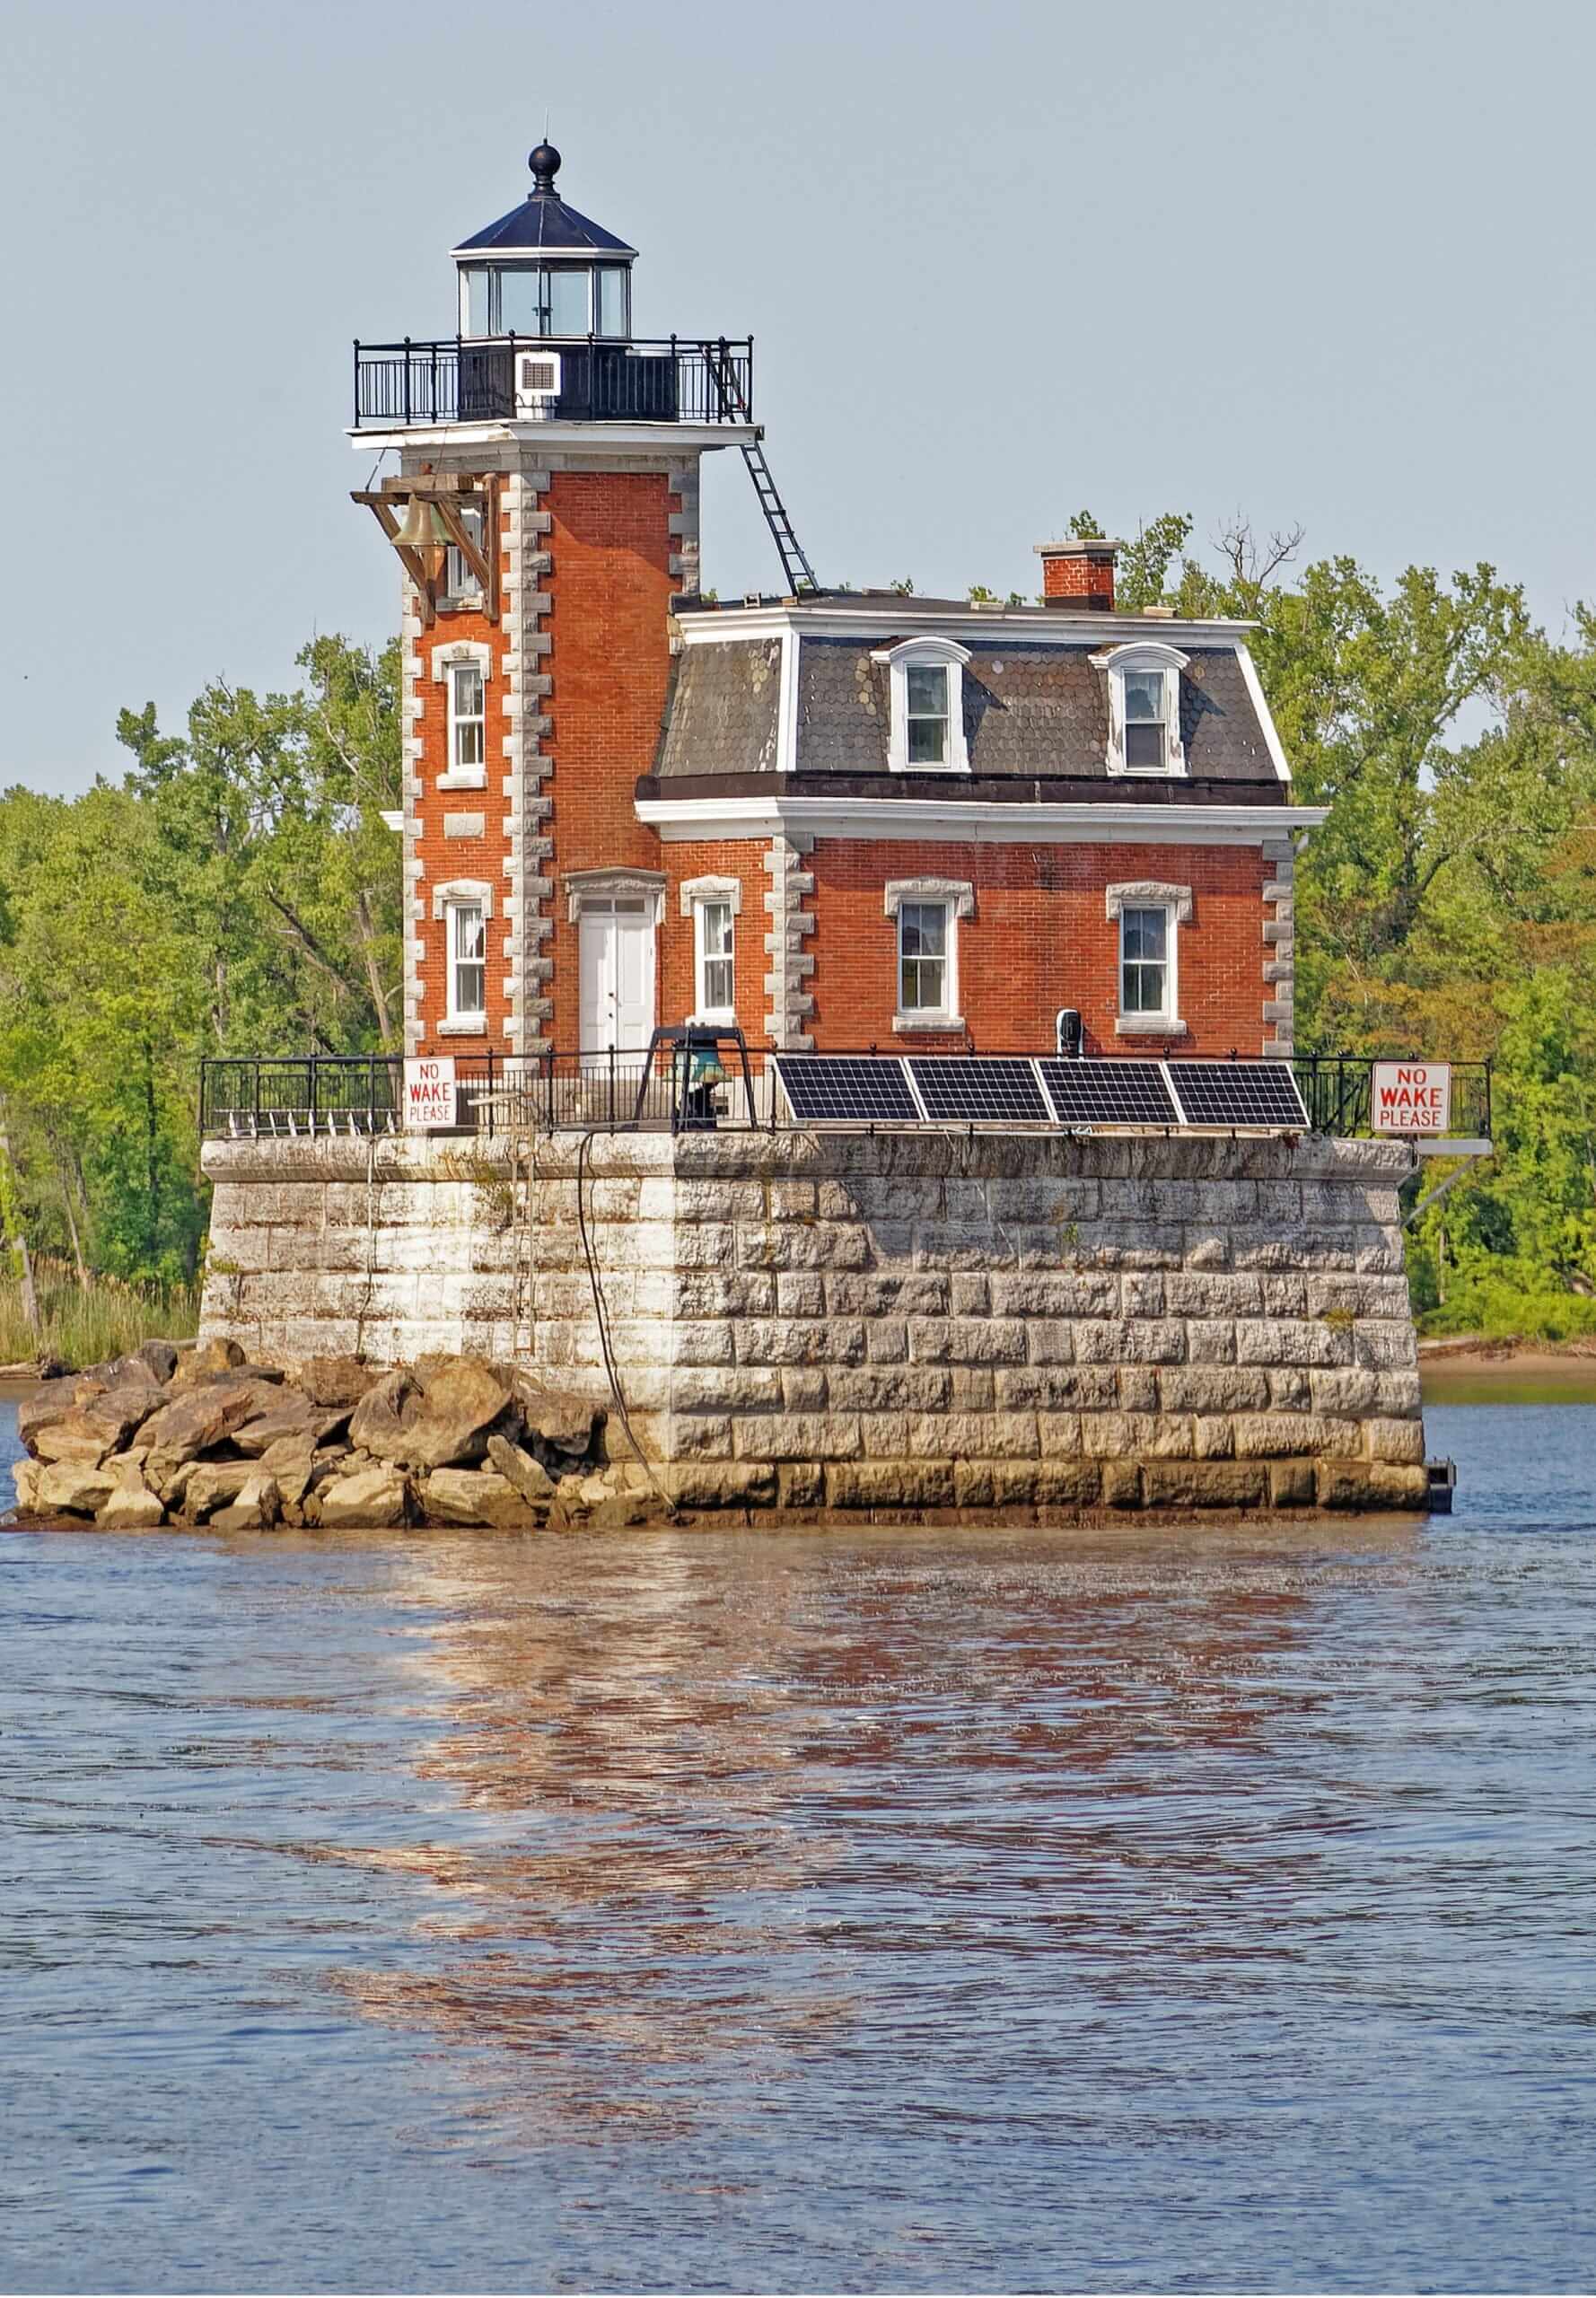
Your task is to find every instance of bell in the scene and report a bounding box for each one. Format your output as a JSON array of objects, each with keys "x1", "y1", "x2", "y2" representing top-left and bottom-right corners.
[{"x1": 391, "y1": 495, "x2": 452, "y2": 574}]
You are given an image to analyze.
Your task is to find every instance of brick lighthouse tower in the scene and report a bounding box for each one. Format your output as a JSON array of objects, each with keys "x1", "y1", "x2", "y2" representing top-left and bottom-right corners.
[{"x1": 352, "y1": 140, "x2": 760, "y2": 1066}]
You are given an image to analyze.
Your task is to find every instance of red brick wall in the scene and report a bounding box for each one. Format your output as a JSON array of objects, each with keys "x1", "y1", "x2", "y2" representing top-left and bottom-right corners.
[
  {"x1": 642, "y1": 838, "x2": 1269, "y2": 1054},
  {"x1": 413, "y1": 517, "x2": 512, "y2": 1054},
  {"x1": 807, "y1": 839, "x2": 1266, "y2": 1055},
  {"x1": 544, "y1": 470, "x2": 676, "y2": 1048}
]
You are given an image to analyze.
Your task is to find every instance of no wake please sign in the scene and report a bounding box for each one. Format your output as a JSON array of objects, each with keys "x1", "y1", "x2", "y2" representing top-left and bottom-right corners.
[{"x1": 1371, "y1": 1061, "x2": 1451, "y2": 1136}]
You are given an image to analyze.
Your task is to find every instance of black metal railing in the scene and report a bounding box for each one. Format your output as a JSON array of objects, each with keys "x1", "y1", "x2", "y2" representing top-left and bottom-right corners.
[
  {"x1": 1292, "y1": 1054, "x2": 1491, "y2": 1144},
  {"x1": 201, "y1": 1049, "x2": 1494, "y2": 1144},
  {"x1": 352, "y1": 335, "x2": 755, "y2": 429}
]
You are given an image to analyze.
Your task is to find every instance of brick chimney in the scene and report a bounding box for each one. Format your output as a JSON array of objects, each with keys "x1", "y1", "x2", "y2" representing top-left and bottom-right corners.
[{"x1": 1034, "y1": 537, "x2": 1121, "y2": 611}]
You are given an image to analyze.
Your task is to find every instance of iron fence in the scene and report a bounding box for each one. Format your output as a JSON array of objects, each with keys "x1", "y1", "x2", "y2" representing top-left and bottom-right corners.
[
  {"x1": 200, "y1": 1049, "x2": 1493, "y2": 1144},
  {"x1": 352, "y1": 335, "x2": 755, "y2": 429}
]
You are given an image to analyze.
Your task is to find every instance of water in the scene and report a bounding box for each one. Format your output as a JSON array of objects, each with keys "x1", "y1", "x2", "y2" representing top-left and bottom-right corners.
[{"x1": 2, "y1": 1397, "x2": 1594, "y2": 2294}]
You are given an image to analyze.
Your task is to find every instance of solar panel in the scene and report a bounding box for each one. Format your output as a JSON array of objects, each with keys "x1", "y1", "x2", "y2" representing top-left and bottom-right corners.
[
  {"x1": 772, "y1": 1054, "x2": 921, "y2": 1124},
  {"x1": 1037, "y1": 1057, "x2": 1181, "y2": 1127},
  {"x1": 908, "y1": 1057, "x2": 1051, "y2": 1123},
  {"x1": 1163, "y1": 1060, "x2": 1309, "y2": 1129}
]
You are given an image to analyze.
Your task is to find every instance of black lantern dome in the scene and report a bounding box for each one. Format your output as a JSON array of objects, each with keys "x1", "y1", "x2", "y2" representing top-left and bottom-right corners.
[{"x1": 451, "y1": 143, "x2": 637, "y2": 338}]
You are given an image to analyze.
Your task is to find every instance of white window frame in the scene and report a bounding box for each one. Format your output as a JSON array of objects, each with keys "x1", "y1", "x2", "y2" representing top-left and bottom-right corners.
[
  {"x1": 884, "y1": 877, "x2": 972, "y2": 1030},
  {"x1": 872, "y1": 637, "x2": 972, "y2": 775},
  {"x1": 446, "y1": 900, "x2": 487, "y2": 1027},
  {"x1": 1105, "y1": 881, "x2": 1192, "y2": 1037},
  {"x1": 441, "y1": 503, "x2": 486, "y2": 604},
  {"x1": 680, "y1": 874, "x2": 742, "y2": 1025},
  {"x1": 431, "y1": 878, "x2": 494, "y2": 1034},
  {"x1": 692, "y1": 899, "x2": 737, "y2": 1024},
  {"x1": 431, "y1": 640, "x2": 493, "y2": 792},
  {"x1": 1092, "y1": 640, "x2": 1188, "y2": 779}
]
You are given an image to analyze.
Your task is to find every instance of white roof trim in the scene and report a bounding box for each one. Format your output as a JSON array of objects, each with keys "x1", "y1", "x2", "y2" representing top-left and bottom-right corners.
[
  {"x1": 869, "y1": 636, "x2": 973, "y2": 666},
  {"x1": 1089, "y1": 638, "x2": 1191, "y2": 672},
  {"x1": 677, "y1": 605, "x2": 1257, "y2": 648},
  {"x1": 636, "y1": 796, "x2": 1328, "y2": 846},
  {"x1": 1235, "y1": 643, "x2": 1293, "y2": 786}
]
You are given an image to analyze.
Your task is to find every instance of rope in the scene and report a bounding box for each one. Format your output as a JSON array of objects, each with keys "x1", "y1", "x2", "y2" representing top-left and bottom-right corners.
[{"x1": 574, "y1": 1129, "x2": 677, "y2": 1516}]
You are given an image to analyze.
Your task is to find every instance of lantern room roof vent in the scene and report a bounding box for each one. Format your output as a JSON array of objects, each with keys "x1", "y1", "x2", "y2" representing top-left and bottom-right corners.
[{"x1": 450, "y1": 142, "x2": 639, "y2": 260}]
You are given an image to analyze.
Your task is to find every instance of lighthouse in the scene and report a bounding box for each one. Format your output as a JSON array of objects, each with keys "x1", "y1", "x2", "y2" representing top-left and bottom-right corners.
[{"x1": 352, "y1": 140, "x2": 762, "y2": 1066}]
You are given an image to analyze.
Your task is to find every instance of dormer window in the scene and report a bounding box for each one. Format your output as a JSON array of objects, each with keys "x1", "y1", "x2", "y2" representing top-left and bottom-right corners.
[
  {"x1": 873, "y1": 637, "x2": 972, "y2": 775},
  {"x1": 1094, "y1": 640, "x2": 1189, "y2": 778}
]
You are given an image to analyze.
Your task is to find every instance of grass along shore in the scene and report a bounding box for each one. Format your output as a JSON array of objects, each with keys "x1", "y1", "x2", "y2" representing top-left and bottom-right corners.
[{"x1": 0, "y1": 1259, "x2": 199, "y2": 1375}]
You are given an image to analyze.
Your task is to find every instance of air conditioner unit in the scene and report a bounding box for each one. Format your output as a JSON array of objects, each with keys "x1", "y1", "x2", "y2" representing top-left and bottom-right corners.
[
  {"x1": 1055, "y1": 1007, "x2": 1083, "y2": 1058},
  {"x1": 514, "y1": 349, "x2": 562, "y2": 418}
]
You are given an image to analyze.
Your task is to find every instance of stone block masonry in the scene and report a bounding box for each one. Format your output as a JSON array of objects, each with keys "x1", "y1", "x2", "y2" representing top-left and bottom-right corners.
[{"x1": 198, "y1": 1130, "x2": 1427, "y2": 1518}]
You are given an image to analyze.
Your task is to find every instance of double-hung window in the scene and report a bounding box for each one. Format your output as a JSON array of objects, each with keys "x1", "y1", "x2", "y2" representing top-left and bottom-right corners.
[
  {"x1": 447, "y1": 899, "x2": 487, "y2": 1023},
  {"x1": 1122, "y1": 670, "x2": 1169, "y2": 769},
  {"x1": 1095, "y1": 641, "x2": 1188, "y2": 777},
  {"x1": 1119, "y1": 906, "x2": 1170, "y2": 1019},
  {"x1": 449, "y1": 659, "x2": 486, "y2": 778},
  {"x1": 899, "y1": 900, "x2": 950, "y2": 1015},
  {"x1": 695, "y1": 899, "x2": 735, "y2": 1021},
  {"x1": 906, "y1": 664, "x2": 950, "y2": 764},
  {"x1": 443, "y1": 505, "x2": 485, "y2": 605}
]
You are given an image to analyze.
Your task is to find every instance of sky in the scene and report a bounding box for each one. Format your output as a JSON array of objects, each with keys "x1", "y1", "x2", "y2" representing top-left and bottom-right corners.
[{"x1": 2, "y1": 0, "x2": 1592, "y2": 794}]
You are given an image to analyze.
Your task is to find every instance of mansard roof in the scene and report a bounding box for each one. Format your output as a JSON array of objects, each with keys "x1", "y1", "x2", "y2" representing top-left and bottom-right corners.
[{"x1": 650, "y1": 607, "x2": 1291, "y2": 800}]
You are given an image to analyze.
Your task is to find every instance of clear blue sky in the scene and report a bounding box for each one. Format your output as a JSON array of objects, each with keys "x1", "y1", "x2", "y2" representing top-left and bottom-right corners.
[{"x1": 3, "y1": 0, "x2": 1592, "y2": 793}]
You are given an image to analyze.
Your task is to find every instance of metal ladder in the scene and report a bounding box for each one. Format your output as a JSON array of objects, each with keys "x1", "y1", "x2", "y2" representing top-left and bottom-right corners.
[{"x1": 710, "y1": 349, "x2": 820, "y2": 596}]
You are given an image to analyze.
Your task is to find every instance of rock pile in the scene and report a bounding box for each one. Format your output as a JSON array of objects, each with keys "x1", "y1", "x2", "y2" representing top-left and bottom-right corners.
[{"x1": 8, "y1": 1340, "x2": 663, "y2": 1533}]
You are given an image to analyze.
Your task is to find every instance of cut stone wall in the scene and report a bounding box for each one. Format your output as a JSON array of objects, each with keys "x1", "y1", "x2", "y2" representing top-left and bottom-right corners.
[{"x1": 198, "y1": 1130, "x2": 1426, "y2": 1516}]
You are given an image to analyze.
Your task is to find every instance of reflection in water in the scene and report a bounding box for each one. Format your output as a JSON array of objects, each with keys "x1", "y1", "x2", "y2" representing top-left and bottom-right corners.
[{"x1": 1, "y1": 1400, "x2": 1594, "y2": 2293}]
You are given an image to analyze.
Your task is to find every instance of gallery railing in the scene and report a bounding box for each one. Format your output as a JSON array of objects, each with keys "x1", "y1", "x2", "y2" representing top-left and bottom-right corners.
[
  {"x1": 199, "y1": 1050, "x2": 1492, "y2": 1144},
  {"x1": 351, "y1": 335, "x2": 755, "y2": 429}
]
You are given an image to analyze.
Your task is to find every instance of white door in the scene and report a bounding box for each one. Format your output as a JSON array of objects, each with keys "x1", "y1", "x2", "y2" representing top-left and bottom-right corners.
[{"x1": 579, "y1": 899, "x2": 655, "y2": 1056}]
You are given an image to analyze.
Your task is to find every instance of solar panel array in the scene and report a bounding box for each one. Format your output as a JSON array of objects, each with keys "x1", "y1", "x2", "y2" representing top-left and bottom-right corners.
[
  {"x1": 1164, "y1": 1061, "x2": 1310, "y2": 1129},
  {"x1": 772, "y1": 1055, "x2": 922, "y2": 1125},
  {"x1": 770, "y1": 1053, "x2": 1308, "y2": 1132},
  {"x1": 1037, "y1": 1057, "x2": 1181, "y2": 1127},
  {"x1": 908, "y1": 1057, "x2": 1051, "y2": 1123}
]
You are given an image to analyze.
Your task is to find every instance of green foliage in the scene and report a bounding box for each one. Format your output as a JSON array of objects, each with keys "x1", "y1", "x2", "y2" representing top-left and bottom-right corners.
[
  {"x1": 0, "y1": 634, "x2": 400, "y2": 1287},
  {"x1": 0, "y1": 1259, "x2": 199, "y2": 1369}
]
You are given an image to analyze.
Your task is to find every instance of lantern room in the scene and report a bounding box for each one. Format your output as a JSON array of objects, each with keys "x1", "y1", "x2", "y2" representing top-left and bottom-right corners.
[{"x1": 451, "y1": 142, "x2": 636, "y2": 341}]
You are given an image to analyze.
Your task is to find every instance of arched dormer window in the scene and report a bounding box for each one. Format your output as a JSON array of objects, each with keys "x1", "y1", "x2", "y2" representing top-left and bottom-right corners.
[
  {"x1": 1092, "y1": 639, "x2": 1188, "y2": 778},
  {"x1": 871, "y1": 637, "x2": 972, "y2": 775}
]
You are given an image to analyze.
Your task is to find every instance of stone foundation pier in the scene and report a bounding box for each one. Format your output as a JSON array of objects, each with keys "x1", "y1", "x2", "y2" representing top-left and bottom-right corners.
[{"x1": 198, "y1": 1128, "x2": 1427, "y2": 1516}]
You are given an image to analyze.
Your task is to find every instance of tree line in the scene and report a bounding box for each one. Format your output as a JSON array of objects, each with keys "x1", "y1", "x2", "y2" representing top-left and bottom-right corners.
[{"x1": 4, "y1": 530, "x2": 1596, "y2": 1335}]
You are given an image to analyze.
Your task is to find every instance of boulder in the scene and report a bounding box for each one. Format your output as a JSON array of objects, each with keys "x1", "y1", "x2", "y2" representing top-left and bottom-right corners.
[
  {"x1": 419, "y1": 1467, "x2": 542, "y2": 1530},
  {"x1": 10, "y1": 1459, "x2": 41, "y2": 1514},
  {"x1": 97, "y1": 1477, "x2": 166, "y2": 1531},
  {"x1": 31, "y1": 1409, "x2": 123, "y2": 1466},
  {"x1": 170, "y1": 1337, "x2": 245, "y2": 1388},
  {"x1": 136, "y1": 1338, "x2": 180, "y2": 1384},
  {"x1": 257, "y1": 1434, "x2": 319, "y2": 1509},
  {"x1": 486, "y1": 1433, "x2": 557, "y2": 1504},
  {"x1": 35, "y1": 1458, "x2": 120, "y2": 1517},
  {"x1": 19, "y1": 1375, "x2": 103, "y2": 1450},
  {"x1": 317, "y1": 1464, "x2": 408, "y2": 1530},
  {"x1": 346, "y1": 1369, "x2": 419, "y2": 1464},
  {"x1": 298, "y1": 1355, "x2": 381, "y2": 1411},
  {"x1": 139, "y1": 1381, "x2": 274, "y2": 1484},
  {"x1": 182, "y1": 1460, "x2": 258, "y2": 1521},
  {"x1": 404, "y1": 1357, "x2": 512, "y2": 1471},
  {"x1": 31, "y1": 1379, "x2": 163, "y2": 1465},
  {"x1": 232, "y1": 1399, "x2": 349, "y2": 1457},
  {"x1": 212, "y1": 1472, "x2": 282, "y2": 1533},
  {"x1": 509, "y1": 1370, "x2": 601, "y2": 1460}
]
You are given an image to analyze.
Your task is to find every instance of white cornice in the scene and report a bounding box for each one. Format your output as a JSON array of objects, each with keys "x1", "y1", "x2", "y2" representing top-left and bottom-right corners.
[
  {"x1": 636, "y1": 795, "x2": 1328, "y2": 846},
  {"x1": 676, "y1": 603, "x2": 1258, "y2": 647},
  {"x1": 347, "y1": 420, "x2": 751, "y2": 454},
  {"x1": 1236, "y1": 643, "x2": 1294, "y2": 786}
]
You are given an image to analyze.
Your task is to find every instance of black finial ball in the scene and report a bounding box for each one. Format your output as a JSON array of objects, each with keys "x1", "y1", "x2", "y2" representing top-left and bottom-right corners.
[{"x1": 529, "y1": 141, "x2": 561, "y2": 194}]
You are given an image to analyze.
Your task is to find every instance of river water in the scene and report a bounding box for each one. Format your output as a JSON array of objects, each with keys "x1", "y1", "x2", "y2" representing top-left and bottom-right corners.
[{"x1": 2, "y1": 1399, "x2": 1593, "y2": 2294}]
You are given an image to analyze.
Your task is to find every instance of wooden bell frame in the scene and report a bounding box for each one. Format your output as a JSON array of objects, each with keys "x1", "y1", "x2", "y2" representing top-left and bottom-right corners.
[{"x1": 352, "y1": 472, "x2": 502, "y2": 630}]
